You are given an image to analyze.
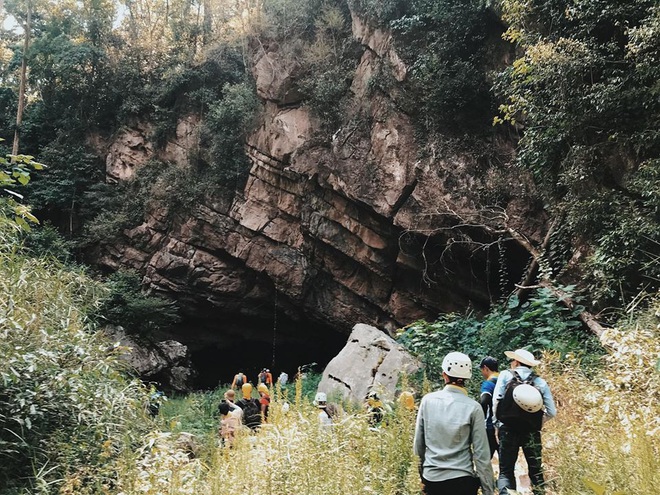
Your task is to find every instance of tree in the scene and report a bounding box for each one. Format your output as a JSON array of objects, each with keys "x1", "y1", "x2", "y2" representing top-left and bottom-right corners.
[{"x1": 494, "y1": 0, "x2": 660, "y2": 313}]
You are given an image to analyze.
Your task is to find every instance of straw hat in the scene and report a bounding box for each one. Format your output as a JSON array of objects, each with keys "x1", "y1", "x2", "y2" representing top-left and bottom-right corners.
[{"x1": 504, "y1": 348, "x2": 540, "y2": 367}]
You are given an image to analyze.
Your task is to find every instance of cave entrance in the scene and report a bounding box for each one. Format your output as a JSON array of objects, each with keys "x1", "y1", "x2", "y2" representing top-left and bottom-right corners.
[{"x1": 171, "y1": 312, "x2": 348, "y2": 390}]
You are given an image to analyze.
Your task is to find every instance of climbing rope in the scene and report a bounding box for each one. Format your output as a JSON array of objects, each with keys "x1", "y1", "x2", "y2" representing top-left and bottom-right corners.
[{"x1": 271, "y1": 289, "x2": 277, "y2": 370}]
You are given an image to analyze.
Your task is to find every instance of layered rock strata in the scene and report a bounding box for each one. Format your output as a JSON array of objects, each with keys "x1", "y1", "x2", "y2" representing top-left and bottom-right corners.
[{"x1": 95, "y1": 10, "x2": 536, "y2": 346}]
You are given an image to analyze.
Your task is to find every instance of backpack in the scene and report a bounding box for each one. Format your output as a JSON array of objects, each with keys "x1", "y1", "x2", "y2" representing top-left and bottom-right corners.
[
  {"x1": 235, "y1": 373, "x2": 244, "y2": 387},
  {"x1": 238, "y1": 398, "x2": 262, "y2": 430},
  {"x1": 497, "y1": 370, "x2": 544, "y2": 432}
]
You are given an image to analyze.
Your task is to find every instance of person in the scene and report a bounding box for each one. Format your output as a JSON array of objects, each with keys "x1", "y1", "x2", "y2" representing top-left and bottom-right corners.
[
  {"x1": 258, "y1": 368, "x2": 273, "y2": 386},
  {"x1": 278, "y1": 371, "x2": 289, "y2": 387},
  {"x1": 231, "y1": 371, "x2": 247, "y2": 390},
  {"x1": 399, "y1": 390, "x2": 416, "y2": 411},
  {"x1": 492, "y1": 348, "x2": 557, "y2": 495},
  {"x1": 413, "y1": 352, "x2": 495, "y2": 495},
  {"x1": 365, "y1": 390, "x2": 384, "y2": 427},
  {"x1": 236, "y1": 382, "x2": 262, "y2": 430},
  {"x1": 147, "y1": 388, "x2": 166, "y2": 417},
  {"x1": 257, "y1": 382, "x2": 271, "y2": 421},
  {"x1": 314, "y1": 391, "x2": 332, "y2": 427},
  {"x1": 218, "y1": 390, "x2": 243, "y2": 446},
  {"x1": 479, "y1": 356, "x2": 500, "y2": 458}
]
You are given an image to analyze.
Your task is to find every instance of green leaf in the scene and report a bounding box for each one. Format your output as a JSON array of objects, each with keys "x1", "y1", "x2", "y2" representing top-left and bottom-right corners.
[{"x1": 583, "y1": 479, "x2": 607, "y2": 495}]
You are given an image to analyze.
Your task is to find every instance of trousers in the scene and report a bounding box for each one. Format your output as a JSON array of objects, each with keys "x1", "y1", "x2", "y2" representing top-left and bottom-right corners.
[
  {"x1": 422, "y1": 475, "x2": 479, "y2": 495},
  {"x1": 497, "y1": 426, "x2": 544, "y2": 494}
]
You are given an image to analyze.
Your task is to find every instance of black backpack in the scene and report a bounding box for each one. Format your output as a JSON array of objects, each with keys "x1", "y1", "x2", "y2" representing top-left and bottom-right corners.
[
  {"x1": 497, "y1": 370, "x2": 544, "y2": 432},
  {"x1": 238, "y1": 398, "x2": 262, "y2": 430},
  {"x1": 235, "y1": 373, "x2": 244, "y2": 387}
]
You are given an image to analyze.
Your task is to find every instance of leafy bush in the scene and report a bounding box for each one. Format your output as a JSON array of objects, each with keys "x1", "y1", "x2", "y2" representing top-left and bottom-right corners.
[
  {"x1": 390, "y1": 0, "x2": 496, "y2": 134},
  {"x1": 397, "y1": 287, "x2": 604, "y2": 389},
  {"x1": 0, "y1": 217, "x2": 152, "y2": 493},
  {"x1": 96, "y1": 269, "x2": 181, "y2": 337},
  {"x1": 202, "y1": 81, "x2": 259, "y2": 185},
  {"x1": 494, "y1": 0, "x2": 660, "y2": 311}
]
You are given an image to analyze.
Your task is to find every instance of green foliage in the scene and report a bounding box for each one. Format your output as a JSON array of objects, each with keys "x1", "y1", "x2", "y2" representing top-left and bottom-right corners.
[
  {"x1": 20, "y1": 220, "x2": 74, "y2": 263},
  {"x1": 160, "y1": 387, "x2": 227, "y2": 438},
  {"x1": 25, "y1": 143, "x2": 104, "y2": 233},
  {"x1": 390, "y1": 0, "x2": 496, "y2": 134},
  {"x1": 96, "y1": 269, "x2": 181, "y2": 336},
  {"x1": 0, "y1": 217, "x2": 152, "y2": 493},
  {"x1": 495, "y1": 0, "x2": 660, "y2": 310},
  {"x1": 79, "y1": 160, "x2": 167, "y2": 246},
  {"x1": 259, "y1": 0, "x2": 359, "y2": 132},
  {"x1": 397, "y1": 287, "x2": 603, "y2": 388},
  {"x1": 202, "y1": 80, "x2": 259, "y2": 184},
  {"x1": 0, "y1": 147, "x2": 43, "y2": 229},
  {"x1": 347, "y1": 0, "x2": 409, "y2": 25}
]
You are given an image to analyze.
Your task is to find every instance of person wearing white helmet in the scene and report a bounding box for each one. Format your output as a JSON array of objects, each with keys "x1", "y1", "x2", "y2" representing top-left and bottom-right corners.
[
  {"x1": 492, "y1": 348, "x2": 557, "y2": 495},
  {"x1": 413, "y1": 352, "x2": 495, "y2": 495},
  {"x1": 314, "y1": 392, "x2": 332, "y2": 427}
]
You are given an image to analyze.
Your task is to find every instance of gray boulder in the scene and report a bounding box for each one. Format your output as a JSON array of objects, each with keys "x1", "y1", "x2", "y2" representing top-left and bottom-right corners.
[
  {"x1": 103, "y1": 325, "x2": 194, "y2": 391},
  {"x1": 318, "y1": 323, "x2": 421, "y2": 404}
]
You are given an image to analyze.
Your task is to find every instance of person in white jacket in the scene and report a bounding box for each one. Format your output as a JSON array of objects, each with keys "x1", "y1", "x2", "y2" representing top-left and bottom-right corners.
[
  {"x1": 492, "y1": 348, "x2": 557, "y2": 495},
  {"x1": 413, "y1": 352, "x2": 495, "y2": 495}
]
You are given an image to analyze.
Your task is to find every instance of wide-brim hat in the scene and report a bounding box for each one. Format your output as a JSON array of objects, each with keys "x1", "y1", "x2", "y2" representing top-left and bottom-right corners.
[{"x1": 505, "y1": 348, "x2": 540, "y2": 367}]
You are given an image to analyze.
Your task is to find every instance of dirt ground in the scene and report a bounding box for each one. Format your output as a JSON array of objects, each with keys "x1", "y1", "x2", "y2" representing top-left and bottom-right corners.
[{"x1": 492, "y1": 451, "x2": 533, "y2": 494}]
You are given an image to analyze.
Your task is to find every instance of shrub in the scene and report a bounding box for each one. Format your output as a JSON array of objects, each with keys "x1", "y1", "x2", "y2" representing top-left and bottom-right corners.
[
  {"x1": 397, "y1": 287, "x2": 604, "y2": 390},
  {"x1": 96, "y1": 269, "x2": 181, "y2": 337},
  {"x1": 0, "y1": 216, "x2": 153, "y2": 493}
]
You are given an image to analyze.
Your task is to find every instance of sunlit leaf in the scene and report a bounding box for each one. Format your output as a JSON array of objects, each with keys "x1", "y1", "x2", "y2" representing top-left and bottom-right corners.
[{"x1": 583, "y1": 478, "x2": 607, "y2": 495}]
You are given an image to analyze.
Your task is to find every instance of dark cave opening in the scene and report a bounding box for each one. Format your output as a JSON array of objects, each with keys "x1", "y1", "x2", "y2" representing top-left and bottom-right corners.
[{"x1": 167, "y1": 311, "x2": 348, "y2": 390}]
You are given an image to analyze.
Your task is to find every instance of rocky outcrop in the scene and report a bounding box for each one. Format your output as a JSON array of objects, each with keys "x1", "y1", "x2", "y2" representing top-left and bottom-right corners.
[
  {"x1": 317, "y1": 323, "x2": 422, "y2": 403},
  {"x1": 104, "y1": 326, "x2": 194, "y2": 391},
  {"x1": 93, "y1": 8, "x2": 536, "y2": 358}
]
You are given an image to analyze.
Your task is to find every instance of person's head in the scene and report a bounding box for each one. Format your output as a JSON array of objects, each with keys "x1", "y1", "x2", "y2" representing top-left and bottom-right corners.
[
  {"x1": 441, "y1": 351, "x2": 472, "y2": 387},
  {"x1": 479, "y1": 356, "x2": 498, "y2": 379},
  {"x1": 257, "y1": 382, "x2": 269, "y2": 395},
  {"x1": 218, "y1": 401, "x2": 231, "y2": 416},
  {"x1": 224, "y1": 389, "x2": 236, "y2": 402},
  {"x1": 399, "y1": 391, "x2": 415, "y2": 410},
  {"x1": 314, "y1": 392, "x2": 327, "y2": 408},
  {"x1": 241, "y1": 382, "x2": 253, "y2": 399},
  {"x1": 504, "y1": 348, "x2": 540, "y2": 368}
]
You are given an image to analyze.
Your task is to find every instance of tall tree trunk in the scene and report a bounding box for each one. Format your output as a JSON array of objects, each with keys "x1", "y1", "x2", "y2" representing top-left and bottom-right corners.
[{"x1": 12, "y1": 1, "x2": 31, "y2": 157}]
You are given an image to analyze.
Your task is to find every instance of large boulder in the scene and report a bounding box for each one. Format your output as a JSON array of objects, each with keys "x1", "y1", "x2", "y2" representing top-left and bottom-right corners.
[{"x1": 317, "y1": 323, "x2": 422, "y2": 403}]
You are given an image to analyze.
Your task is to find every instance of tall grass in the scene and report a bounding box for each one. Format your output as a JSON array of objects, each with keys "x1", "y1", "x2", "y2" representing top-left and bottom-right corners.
[
  {"x1": 113, "y1": 305, "x2": 659, "y2": 495},
  {"x1": 537, "y1": 304, "x2": 660, "y2": 495},
  {"x1": 0, "y1": 217, "x2": 153, "y2": 494},
  {"x1": 115, "y1": 390, "x2": 421, "y2": 495}
]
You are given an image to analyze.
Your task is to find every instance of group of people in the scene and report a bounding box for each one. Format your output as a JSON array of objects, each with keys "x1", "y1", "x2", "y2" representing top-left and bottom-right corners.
[
  {"x1": 218, "y1": 373, "x2": 276, "y2": 445},
  {"x1": 414, "y1": 348, "x2": 556, "y2": 495}
]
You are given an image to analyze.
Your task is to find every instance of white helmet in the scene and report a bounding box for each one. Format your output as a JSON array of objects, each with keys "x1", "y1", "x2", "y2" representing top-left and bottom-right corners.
[
  {"x1": 441, "y1": 352, "x2": 472, "y2": 379},
  {"x1": 513, "y1": 384, "x2": 543, "y2": 413},
  {"x1": 314, "y1": 392, "x2": 327, "y2": 406}
]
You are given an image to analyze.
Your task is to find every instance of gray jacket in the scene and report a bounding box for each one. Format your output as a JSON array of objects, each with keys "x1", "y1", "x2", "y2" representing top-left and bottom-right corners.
[{"x1": 413, "y1": 385, "x2": 495, "y2": 495}]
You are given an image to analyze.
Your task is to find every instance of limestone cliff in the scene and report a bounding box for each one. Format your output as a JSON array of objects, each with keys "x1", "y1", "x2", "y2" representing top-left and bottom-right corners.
[{"x1": 93, "y1": 9, "x2": 541, "y2": 359}]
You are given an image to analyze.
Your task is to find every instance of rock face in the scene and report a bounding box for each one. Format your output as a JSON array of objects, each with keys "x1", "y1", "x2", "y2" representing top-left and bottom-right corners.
[
  {"x1": 317, "y1": 323, "x2": 422, "y2": 403},
  {"x1": 104, "y1": 326, "x2": 194, "y2": 391},
  {"x1": 93, "y1": 9, "x2": 538, "y2": 364}
]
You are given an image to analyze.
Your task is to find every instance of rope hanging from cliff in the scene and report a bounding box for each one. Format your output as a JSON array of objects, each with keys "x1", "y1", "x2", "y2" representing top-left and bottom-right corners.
[{"x1": 271, "y1": 289, "x2": 278, "y2": 370}]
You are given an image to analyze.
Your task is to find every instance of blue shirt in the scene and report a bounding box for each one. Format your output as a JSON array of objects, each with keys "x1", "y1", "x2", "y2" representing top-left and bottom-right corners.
[{"x1": 480, "y1": 374, "x2": 498, "y2": 429}]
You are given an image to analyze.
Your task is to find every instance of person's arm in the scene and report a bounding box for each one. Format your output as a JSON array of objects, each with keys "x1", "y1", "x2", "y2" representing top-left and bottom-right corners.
[
  {"x1": 471, "y1": 407, "x2": 495, "y2": 495},
  {"x1": 412, "y1": 398, "x2": 426, "y2": 471},
  {"x1": 539, "y1": 378, "x2": 557, "y2": 421},
  {"x1": 480, "y1": 391, "x2": 491, "y2": 417},
  {"x1": 491, "y1": 371, "x2": 509, "y2": 421}
]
